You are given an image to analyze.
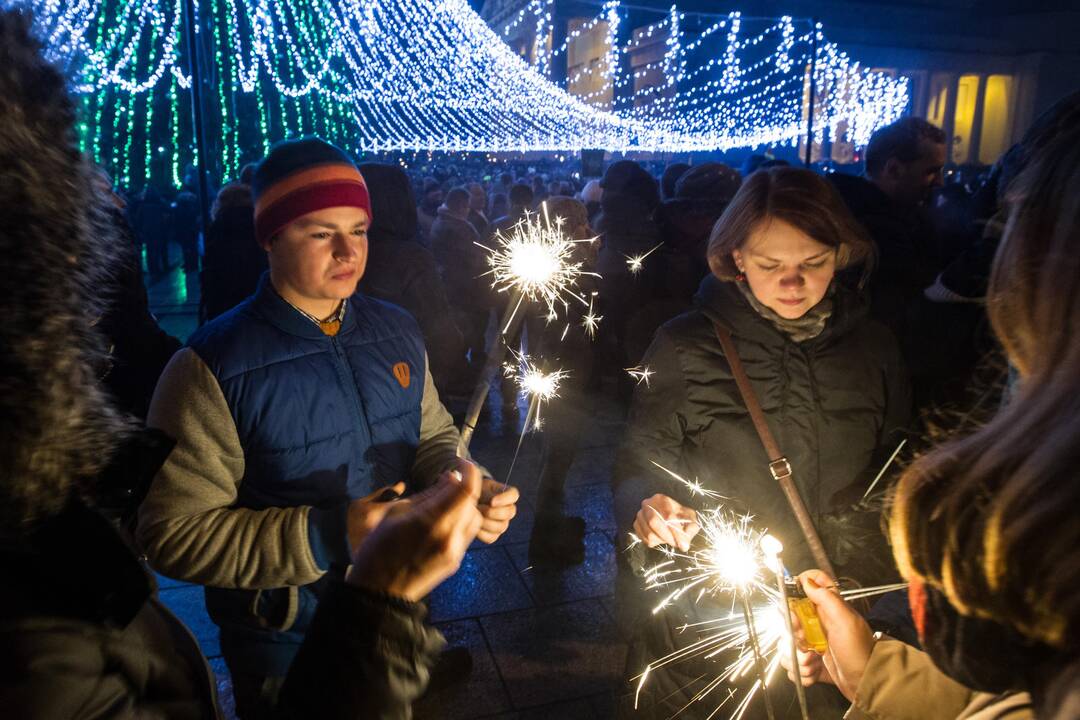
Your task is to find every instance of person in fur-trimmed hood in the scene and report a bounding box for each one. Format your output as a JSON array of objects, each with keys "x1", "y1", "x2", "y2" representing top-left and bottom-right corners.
[{"x1": 0, "y1": 10, "x2": 491, "y2": 719}]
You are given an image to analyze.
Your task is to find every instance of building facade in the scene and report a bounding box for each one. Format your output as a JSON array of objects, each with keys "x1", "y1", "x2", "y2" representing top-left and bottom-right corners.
[{"x1": 481, "y1": 0, "x2": 1080, "y2": 164}]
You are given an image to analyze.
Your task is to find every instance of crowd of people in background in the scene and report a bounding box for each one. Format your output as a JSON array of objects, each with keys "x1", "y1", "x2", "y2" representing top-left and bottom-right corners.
[{"x1": 2, "y1": 6, "x2": 1078, "y2": 720}]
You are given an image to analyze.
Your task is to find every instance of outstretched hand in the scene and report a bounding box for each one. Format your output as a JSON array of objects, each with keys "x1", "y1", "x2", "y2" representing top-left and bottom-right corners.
[{"x1": 345, "y1": 461, "x2": 484, "y2": 602}]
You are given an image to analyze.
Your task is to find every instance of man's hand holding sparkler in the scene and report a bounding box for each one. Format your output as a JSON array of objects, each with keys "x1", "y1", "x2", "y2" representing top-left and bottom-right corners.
[
  {"x1": 346, "y1": 462, "x2": 484, "y2": 601},
  {"x1": 781, "y1": 569, "x2": 876, "y2": 702},
  {"x1": 634, "y1": 494, "x2": 700, "y2": 552},
  {"x1": 443, "y1": 458, "x2": 519, "y2": 544}
]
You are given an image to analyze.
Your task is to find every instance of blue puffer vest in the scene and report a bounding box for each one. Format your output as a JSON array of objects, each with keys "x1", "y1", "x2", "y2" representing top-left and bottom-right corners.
[{"x1": 186, "y1": 273, "x2": 426, "y2": 676}]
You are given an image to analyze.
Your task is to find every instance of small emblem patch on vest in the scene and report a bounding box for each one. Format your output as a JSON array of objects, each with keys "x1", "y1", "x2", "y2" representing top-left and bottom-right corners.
[{"x1": 392, "y1": 362, "x2": 410, "y2": 388}]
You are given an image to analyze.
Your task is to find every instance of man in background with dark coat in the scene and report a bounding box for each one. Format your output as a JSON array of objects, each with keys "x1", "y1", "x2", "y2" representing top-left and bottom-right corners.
[
  {"x1": 358, "y1": 162, "x2": 469, "y2": 396},
  {"x1": 431, "y1": 186, "x2": 492, "y2": 374}
]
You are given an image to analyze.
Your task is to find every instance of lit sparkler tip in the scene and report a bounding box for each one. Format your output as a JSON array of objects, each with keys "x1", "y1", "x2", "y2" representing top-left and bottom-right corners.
[
  {"x1": 760, "y1": 534, "x2": 783, "y2": 558},
  {"x1": 506, "y1": 350, "x2": 569, "y2": 434},
  {"x1": 625, "y1": 242, "x2": 664, "y2": 275},
  {"x1": 626, "y1": 364, "x2": 654, "y2": 387},
  {"x1": 482, "y1": 202, "x2": 598, "y2": 327},
  {"x1": 581, "y1": 295, "x2": 602, "y2": 338}
]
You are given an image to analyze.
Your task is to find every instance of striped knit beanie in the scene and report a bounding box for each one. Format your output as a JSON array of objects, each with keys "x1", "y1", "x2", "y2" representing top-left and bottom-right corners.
[{"x1": 252, "y1": 137, "x2": 371, "y2": 245}]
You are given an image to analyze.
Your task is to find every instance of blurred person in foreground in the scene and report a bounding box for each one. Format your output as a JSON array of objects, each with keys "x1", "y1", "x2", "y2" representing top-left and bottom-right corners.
[
  {"x1": 784, "y1": 121, "x2": 1080, "y2": 720},
  {"x1": 0, "y1": 9, "x2": 485, "y2": 719}
]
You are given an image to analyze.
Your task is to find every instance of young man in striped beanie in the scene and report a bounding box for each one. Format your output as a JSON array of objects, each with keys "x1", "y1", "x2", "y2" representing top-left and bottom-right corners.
[{"x1": 137, "y1": 138, "x2": 519, "y2": 717}]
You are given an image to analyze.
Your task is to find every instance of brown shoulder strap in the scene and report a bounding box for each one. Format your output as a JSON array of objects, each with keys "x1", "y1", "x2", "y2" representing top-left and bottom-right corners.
[{"x1": 711, "y1": 320, "x2": 836, "y2": 577}]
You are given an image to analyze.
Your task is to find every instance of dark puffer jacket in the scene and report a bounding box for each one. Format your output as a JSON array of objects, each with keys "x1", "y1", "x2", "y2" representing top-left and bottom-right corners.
[
  {"x1": 0, "y1": 502, "x2": 444, "y2": 720},
  {"x1": 615, "y1": 275, "x2": 912, "y2": 574}
]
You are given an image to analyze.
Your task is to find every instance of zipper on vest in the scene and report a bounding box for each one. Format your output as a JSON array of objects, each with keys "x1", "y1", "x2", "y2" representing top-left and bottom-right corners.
[{"x1": 330, "y1": 337, "x2": 375, "y2": 470}]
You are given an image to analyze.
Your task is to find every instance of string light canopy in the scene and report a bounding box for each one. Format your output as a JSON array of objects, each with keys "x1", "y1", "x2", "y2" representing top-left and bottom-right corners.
[{"x1": 10, "y1": 0, "x2": 908, "y2": 188}]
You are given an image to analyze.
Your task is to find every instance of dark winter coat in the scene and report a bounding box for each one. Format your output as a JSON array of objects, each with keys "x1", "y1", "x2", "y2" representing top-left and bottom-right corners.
[
  {"x1": 622, "y1": 197, "x2": 720, "y2": 363},
  {"x1": 430, "y1": 208, "x2": 490, "y2": 311},
  {"x1": 0, "y1": 502, "x2": 443, "y2": 719},
  {"x1": 357, "y1": 163, "x2": 466, "y2": 394},
  {"x1": 829, "y1": 174, "x2": 941, "y2": 358},
  {"x1": 98, "y1": 207, "x2": 182, "y2": 419},
  {"x1": 615, "y1": 275, "x2": 912, "y2": 574},
  {"x1": 201, "y1": 203, "x2": 266, "y2": 322}
]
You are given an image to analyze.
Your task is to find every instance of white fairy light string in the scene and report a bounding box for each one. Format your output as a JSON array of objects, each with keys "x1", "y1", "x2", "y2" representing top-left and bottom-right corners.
[{"x1": 10, "y1": 0, "x2": 908, "y2": 188}]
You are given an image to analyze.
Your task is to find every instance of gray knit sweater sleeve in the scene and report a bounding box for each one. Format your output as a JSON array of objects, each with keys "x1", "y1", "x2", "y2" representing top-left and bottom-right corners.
[{"x1": 136, "y1": 347, "x2": 325, "y2": 588}]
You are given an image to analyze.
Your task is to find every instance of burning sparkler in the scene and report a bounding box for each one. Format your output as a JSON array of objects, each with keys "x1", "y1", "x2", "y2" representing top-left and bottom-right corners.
[
  {"x1": 458, "y1": 203, "x2": 597, "y2": 455},
  {"x1": 503, "y1": 351, "x2": 569, "y2": 435},
  {"x1": 496, "y1": 351, "x2": 569, "y2": 489},
  {"x1": 632, "y1": 463, "x2": 908, "y2": 719},
  {"x1": 477, "y1": 203, "x2": 598, "y2": 333},
  {"x1": 626, "y1": 365, "x2": 654, "y2": 388},
  {"x1": 626, "y1": 242, "x2": 664, "y2": 275}
]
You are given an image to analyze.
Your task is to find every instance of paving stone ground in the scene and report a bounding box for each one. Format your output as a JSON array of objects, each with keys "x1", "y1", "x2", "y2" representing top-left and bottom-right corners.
[{"x1": 147, "y1": 262, "x2": 629, "y2": 719}]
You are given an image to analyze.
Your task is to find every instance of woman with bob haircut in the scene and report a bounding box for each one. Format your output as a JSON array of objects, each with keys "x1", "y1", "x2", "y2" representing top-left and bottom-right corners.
[
  {"x1": 782, "y1": 110, "x2": 1080, "y2": 720},
  {"x1": 614, "y1": 166, "x2": 911, "y2": 717}
]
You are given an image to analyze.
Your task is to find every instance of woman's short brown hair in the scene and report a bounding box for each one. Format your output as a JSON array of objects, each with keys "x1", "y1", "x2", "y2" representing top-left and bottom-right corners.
[{"x1": 706, "y1": 167, "x2": 873, "y2": 282}]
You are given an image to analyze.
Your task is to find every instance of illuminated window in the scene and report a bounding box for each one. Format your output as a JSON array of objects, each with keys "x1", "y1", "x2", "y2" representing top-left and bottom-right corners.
[
  {"x1": 952, "y1": 74, "x2": 980, "y2": 163},
  {"x1": 926, "y1": 73, "x2": 950, "y2": 129},
  {"x1": 979, "y1": 75, "x2": 1014, "y2": 165}
]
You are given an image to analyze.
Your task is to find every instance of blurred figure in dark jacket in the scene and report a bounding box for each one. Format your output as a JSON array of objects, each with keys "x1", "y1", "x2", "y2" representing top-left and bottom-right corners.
[
  {"x1": 358, "y1": 163, "x2": 469, "y2": 396},
  {"x1": 595, "y1": 161, "x2": 662, "y2": 393},
  {"x1": 170, "y1": 182, "x2": 201, "y2": 273},
  {"x1": 660, "y1": 162, "x2": 690, "y2": 200},
  {"x1": 489, "y1": 182, "x2": 534, "y2": 238},
  {"x1": 417, "y1": 178, "x2": 442, "y2": 245},
  {"x1": 133, "y1": 185, "x2": 170, "y2": 275},
  {"x1": 467, "y1": 181, "x2": 489, "y2": 239},
  {"x1": 829, "y1": 118, "x2": 946, "y2": 380},
  {"x1": 201, "y1": 181, "x2": 267, "y2": 323},
  {"x1": 431, "y1": 186, "x2": 490, "y2": 377},
  {"x1": 90, "y1": 168, "x2": 182, "y2": 421},
  {"x1": 629, "y1": 162, "x2": 742, "y2": 364},
  {"x1": 527, "y1": 197, "x2": 601, "y2": 567},
  {"x1": 489, "y1": 191, "x2": 509, "y2": 224}
]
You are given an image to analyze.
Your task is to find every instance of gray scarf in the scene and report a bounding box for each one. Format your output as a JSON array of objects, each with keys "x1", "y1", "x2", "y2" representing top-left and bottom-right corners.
[{"x1": 736, "y1": 281, "x2": 834, "y2": 343}]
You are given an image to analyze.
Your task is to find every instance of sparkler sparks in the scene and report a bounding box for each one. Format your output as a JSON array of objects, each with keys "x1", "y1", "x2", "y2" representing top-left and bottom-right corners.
[
  {"x1": 626, "y1": 242, "x2": 664, "y2": 275},
  {"x1": 633, "y1": 465, "x2": 908, "y2": 719},
  {"x1": 650, "y1": 461, "x2": 727, "y2": 501},
  {"x1": 581, "y1": 294, "x2": 602, "y2": 339},
  {"x1": 626, "y1": 365, "x2": 654, "y2": 387},
  {"x1": 478, "y1": 202, "x2": 598, "y2": 332},
  {"x1": 504, "y1": 351, "x2": 569, "y2": 432}
]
